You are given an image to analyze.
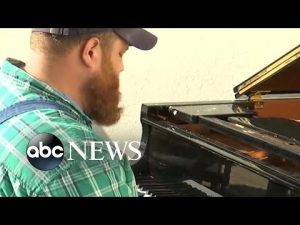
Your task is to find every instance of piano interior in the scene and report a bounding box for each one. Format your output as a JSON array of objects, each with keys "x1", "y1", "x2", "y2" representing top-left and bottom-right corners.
[{"x1": 133, "y1": 44, "x2": 300, "y2": 197}]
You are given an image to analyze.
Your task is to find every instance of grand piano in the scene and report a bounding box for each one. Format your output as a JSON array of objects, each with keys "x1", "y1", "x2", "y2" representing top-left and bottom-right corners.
[{"x1": 132, "y1": 44, "x2": 300, "y2": 197}]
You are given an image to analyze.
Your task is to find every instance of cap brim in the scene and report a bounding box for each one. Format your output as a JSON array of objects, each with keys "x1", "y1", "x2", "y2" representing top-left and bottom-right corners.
[{"x1": 113, "y1": 28, "x2": 157, "y2": 50}]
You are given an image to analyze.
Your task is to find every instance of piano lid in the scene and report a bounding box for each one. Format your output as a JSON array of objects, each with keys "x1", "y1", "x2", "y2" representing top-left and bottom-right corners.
[{"x1": 234, "y1": 44, "x2": 300, "y2": 99}]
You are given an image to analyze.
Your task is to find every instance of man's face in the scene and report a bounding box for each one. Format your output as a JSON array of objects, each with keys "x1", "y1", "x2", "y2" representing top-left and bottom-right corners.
[{"x1": 83, "y1": 36, "x2": 128, "y2": 125}]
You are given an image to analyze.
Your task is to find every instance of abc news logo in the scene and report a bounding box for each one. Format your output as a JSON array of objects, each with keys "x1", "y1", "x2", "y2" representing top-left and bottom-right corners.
[
  {"x1": 26, "y1": 133, "x2": 64, "y2": 171},
  {"x1": 26, "y1": 133, "x2": 141, "y2": 171}
]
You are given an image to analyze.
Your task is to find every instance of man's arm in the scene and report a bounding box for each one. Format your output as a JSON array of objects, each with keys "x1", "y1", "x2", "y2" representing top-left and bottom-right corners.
[{"x1": 35, "y1": 159, "x2": 138, "y2": 197}]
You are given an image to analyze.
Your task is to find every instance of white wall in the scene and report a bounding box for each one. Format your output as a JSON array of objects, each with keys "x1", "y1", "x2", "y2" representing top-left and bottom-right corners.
[
  {"x1": 0, "y1": 28, "x2": 299, "y2": 143},
  {"x1": 0, "y1": 28, "x2": 31, "y2": 61}
]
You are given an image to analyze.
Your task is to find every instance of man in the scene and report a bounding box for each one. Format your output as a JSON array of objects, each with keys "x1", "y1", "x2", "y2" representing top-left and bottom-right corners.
[{"x1": 0, "y1": 28, "x2": 157, "y2": 196}]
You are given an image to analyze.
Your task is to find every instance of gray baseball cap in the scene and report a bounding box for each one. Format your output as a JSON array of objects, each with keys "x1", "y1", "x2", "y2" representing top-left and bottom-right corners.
[{"x1": 32, "y1": 28, "x2": 157, "y2": 50}]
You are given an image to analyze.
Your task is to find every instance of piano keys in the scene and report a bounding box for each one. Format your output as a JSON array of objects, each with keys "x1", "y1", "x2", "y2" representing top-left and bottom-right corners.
[
  {"x1": 136, "y1": 175, "x2": 222, "y2": 197},
  {"x1": 132, "y1": 44, "x2": 300, "y2": 197}
]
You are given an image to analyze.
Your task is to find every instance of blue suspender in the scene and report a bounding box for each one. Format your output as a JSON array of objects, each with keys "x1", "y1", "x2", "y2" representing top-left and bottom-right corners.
[{"x1": 0, "y1": 99, "x2": 77, "y2": 125}]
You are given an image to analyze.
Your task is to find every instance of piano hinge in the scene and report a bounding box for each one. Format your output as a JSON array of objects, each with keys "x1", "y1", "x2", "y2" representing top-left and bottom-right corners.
[{"x1": 249, "y1": 91, "x2": 269, "y2": 109}]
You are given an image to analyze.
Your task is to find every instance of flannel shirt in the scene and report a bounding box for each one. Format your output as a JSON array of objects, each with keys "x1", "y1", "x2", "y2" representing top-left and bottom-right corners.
[{"x1": 0, "y1": 58, "x2": 138, "y2": 197}]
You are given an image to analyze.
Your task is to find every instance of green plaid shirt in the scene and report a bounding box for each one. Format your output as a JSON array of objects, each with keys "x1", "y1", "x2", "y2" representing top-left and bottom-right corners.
[{"x1": 0, "y1": 58, "x2": 138, "y2": 197}]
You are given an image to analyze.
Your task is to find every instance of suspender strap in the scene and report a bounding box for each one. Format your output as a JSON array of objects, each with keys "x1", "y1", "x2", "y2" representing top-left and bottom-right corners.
[{"x1": 0, "y1": 99, "x2": 78, "y2": 125}]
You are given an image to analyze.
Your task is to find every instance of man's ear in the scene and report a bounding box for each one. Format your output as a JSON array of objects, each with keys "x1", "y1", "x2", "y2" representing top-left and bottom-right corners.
[{"x1": 81, "y1": 37, "x2": 102, "y2": 70}]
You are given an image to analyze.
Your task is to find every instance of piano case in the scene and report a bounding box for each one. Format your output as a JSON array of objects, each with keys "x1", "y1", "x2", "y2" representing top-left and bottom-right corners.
[{"x1": 132, "y1": 44, "x2": 300, "y2": 197}]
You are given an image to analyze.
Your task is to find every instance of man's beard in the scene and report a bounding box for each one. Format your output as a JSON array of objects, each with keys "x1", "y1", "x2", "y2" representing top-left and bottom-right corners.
[{"x1": 82, "y1": 56, "x2": 123, "y2": 126}]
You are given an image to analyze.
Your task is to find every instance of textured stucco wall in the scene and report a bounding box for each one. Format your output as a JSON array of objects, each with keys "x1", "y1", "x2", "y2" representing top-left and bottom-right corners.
[{"x1": 0, "y1": 28, "x2": 299, "y2": 143}]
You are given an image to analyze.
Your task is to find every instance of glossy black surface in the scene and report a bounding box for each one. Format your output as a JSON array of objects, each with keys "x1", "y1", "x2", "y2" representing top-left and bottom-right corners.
[{"x1": 132, "y1": 101, "x2": 300, "y2": 197}]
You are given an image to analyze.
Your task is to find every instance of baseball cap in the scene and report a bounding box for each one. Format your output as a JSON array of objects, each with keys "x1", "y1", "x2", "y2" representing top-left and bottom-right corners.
[{"x1": 31, "y1": 28, "x2": 157, "y2": 50}]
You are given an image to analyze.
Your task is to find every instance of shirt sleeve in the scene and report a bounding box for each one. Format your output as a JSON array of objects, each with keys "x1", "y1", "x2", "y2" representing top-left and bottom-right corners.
[{"x1": 36, "y1": 158, "x2": 138, "y2": 197}]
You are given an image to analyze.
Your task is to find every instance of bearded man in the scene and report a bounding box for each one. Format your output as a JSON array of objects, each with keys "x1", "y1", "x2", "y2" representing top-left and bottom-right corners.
[{"x1": 0, "y1": 28, "x2": 157, "y2": 197}]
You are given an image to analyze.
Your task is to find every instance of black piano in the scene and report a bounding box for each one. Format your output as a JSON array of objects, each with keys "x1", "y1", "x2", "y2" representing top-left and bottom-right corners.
[{"x1": 132, "y1": 44, "x2": 300, "y2": 197}]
